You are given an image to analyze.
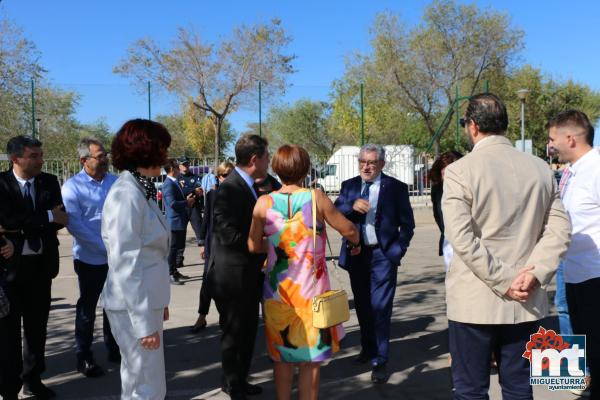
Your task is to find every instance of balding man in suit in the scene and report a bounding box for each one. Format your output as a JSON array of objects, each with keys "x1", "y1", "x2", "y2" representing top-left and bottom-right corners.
[{"x1": 443, "y1": 93, "x2": 571, "y2": 399}]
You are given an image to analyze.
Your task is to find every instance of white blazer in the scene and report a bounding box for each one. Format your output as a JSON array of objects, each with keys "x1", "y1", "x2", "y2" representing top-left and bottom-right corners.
[{"x1": 101, "y1": 170, "x2": 171, "y2": 338}]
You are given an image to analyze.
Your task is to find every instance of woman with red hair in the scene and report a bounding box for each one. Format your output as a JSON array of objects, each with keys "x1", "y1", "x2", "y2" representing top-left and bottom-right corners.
[{"x1": 101, "y1": 119, "x2": 172, "y2": 400}]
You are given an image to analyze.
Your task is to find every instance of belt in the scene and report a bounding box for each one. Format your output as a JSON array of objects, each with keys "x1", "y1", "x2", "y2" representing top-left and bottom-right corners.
[{"x1": 363, "y1": 243, "x2": 379, "y2": 248}]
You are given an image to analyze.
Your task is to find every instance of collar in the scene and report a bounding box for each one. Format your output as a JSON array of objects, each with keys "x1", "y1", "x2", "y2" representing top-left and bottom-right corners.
[
  {"x1": 471, "y1": 134, "x2": 511, "y2": 151},
  {"x1": 569, "y1": 148, "x2": 599, "y2": 176},
  {"x1": 167, "y1": 175, "x2": 178, "y2": 182},
  {"x1": 472, "y1": 135, "x2": 494, "y2": 150},
  {"x1": 12, "y1": 169, "x2": 35, "y2": 187},
  {"x1": 235, "y1": 166, "x2": 255, "y2": 190},
  {"x1": 362, "y1": 173, "x2": 382, "y2": 185},
  {"x1": 80, "y1": 168, "x2": 106, "y2": 184}
]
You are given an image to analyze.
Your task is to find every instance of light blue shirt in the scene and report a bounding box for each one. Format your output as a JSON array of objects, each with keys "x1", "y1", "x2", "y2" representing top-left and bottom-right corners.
[
  {"x1": 235, "y1": 166, "x2": 257, "y2": 199},
  {"x1": 62, "y1": 169, "x2": 118, "y2": 265},
  {"x1": 201, "y1": 172, "x2": 218, "y2": 194},
  {"x1": 361, "y1": 173, "x2": 381, "y2": 246}
]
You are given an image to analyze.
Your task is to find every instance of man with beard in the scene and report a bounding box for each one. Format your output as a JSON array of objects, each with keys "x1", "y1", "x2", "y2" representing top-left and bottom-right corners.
[
  {"x1": 62, "y1": 137, "x2": 120, "y2": 378},
  {"x1": 208, "y1": 134, "x2": 269, "y2": 400},
  {"x1": 0, "y1": 136, "x2": 68, "y2": 400},
  {"x1": 443, "y1": 93, "x2": 571, "y2": 399}
]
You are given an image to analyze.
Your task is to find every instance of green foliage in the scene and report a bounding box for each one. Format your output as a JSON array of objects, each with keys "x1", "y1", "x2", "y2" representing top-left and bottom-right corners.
[
  {"x1": 114, "y1": 19, "x2": 295, "y2": 163},
  {"x1": 267, "y1": 99, "x2": 334, "y2": 159}
]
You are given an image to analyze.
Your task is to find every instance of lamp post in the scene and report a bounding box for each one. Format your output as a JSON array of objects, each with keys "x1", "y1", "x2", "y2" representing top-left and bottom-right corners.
[{"x1": 516, "y1": 89, "x2": 530, "y2": 152}]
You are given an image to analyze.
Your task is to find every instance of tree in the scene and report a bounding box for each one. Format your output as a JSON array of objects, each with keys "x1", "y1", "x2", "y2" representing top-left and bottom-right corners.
[
  {"x1": 332, "y1": 0, "x2": 524, "y2": 155},
  {"x1": 114, "y1": 19, "x2": 295, "y2": 166},
  {"x1": 268, "y1": 100, "x2": 335, "y2": 159},
  {"x1": 0, "y1": 18, "x2": 45, "y2": 142}
]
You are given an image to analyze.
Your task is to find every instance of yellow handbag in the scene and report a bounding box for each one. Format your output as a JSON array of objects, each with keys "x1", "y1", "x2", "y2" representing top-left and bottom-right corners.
[{"x1": 310, "y1": 190, "x2": 350, "y2": 329}]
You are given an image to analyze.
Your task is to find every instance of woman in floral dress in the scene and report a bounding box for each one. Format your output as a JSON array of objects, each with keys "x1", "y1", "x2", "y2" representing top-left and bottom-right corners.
[{"x1": 249, "y1": 144, "x2": 360, "y2": 400}]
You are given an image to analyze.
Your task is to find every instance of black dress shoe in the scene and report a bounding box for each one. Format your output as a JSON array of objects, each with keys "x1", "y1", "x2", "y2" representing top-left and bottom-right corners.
[
  {"x1": 172, "y1": 270, "x2": 189, "y2": 280},
  {"x1": 189, "y1": 321, "x2": 207, "y2": 333},
  {"x1": 170, "y1": 274, "x2": 183, "y2": 285},
  {"x1": 23, "y1": 380, "x2": 56, "y2": 399},
  {"x1": 244, "y1": 382, "x2": 263, "y2": 396},
  {"x1": 371, "y1": 363, "x2": 389, "y2": 384},
  {"x1": 222, "y1": 382, "x2": 262, "y2": 396},
  {"x1": 353, "y1": 351, "x2": 371, "y2": 364},
  {"x1": 77, "y1": 358, "x2": 105, "y2": 378}
]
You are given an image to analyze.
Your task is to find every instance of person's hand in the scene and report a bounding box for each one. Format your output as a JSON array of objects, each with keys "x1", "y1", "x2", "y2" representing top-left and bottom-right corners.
[
  {"x1": 163, "y1": 307, "x2": 169, "y2": 321},
  {"x1": 515, "y1": 266, "x2": 540, "y2": 293},
  {"x1": 350, "y1": 245, "x2": 361, "y2": 256},
  {"x1": 352, "y1": 199, "x2": 370, "y2": 214},
  {"x1": 186, "y1": 194, "x2": 196, "y2": 207},
  {"x1": 506, "y1": 266, "x2": 538, "y2": 302},
  {"x1": 140, "y1": 331, "x2": 160, "y2": 350},
  {"x1": 200, "y1": 246, "x2": 205, "y2": 259},
  {"x1": 52, "y1": 205, "x2": 69, "y2": 226},
  {"x1": 0, "y1": 238, "x2": 14, "y2": 259},
  {"x1": 195, "y1": 187, "x2": 203, "y2": 196}
]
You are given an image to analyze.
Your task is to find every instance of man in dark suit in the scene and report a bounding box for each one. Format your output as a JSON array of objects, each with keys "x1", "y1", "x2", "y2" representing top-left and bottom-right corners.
[
  {"x1": 0, "y1": 136, "x2": 68, "y2": 400},
  {"x1": 208, "y1": 134, "x2": 269, "y2": 400},
  {"x1": 162, "y1": 159, "x2": 195, "y2": 285},
  {"x1": 335, "y1": 144, "x2": 415, "y2": 384}
]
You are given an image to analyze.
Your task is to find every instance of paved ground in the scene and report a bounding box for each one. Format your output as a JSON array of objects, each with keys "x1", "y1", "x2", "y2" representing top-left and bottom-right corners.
[{"x1": 29, "y1": 207, "x2": 579, "y2": 399}]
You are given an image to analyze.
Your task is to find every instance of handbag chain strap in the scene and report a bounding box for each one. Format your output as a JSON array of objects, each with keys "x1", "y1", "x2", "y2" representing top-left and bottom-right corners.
[{"x1": 310, "y1": 190, "x2": 344, "y2": 291}]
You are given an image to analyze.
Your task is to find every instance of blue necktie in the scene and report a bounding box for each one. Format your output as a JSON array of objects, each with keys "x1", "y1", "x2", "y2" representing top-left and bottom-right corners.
[
  {"x1": 24, "y1": 182, "x2": 41, "y2": 252},
  {"x1": 360, "y1": 182, "x2": 372, "y2": 242}
]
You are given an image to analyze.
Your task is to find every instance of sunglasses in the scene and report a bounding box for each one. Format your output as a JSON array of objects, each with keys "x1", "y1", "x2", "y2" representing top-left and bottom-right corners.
[
  {"x1": 459, "y1": 118, "x2": 468, "y2": 128},
  {"x1": 220, "y1": 173, "x2": 229, "y2": 178}
]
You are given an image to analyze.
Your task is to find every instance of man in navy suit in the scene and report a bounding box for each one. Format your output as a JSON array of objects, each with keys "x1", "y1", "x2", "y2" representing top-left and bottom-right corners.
[
  {"x1": 335, "y1": 144, "x2": 415, "y2": 384},
  {"x1": 162, "y1": 159, "x2": 195, "y2": 285}
]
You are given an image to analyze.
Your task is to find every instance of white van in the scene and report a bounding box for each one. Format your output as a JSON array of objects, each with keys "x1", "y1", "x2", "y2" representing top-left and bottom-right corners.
[{"x1": 315, "y1": 145, "x2": 414, "y2": 193}]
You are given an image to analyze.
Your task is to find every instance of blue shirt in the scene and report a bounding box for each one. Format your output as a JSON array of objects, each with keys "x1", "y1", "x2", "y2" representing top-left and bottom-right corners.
[
  {"x1": 235, "y1": 167, "x2": 257, "y2": 199},
  {"x1": 62, "y1": 169, "x2": 118, "y2": 265},
  {"x1": 201, "y1": 172, "x2": 218, "y2": 194}
]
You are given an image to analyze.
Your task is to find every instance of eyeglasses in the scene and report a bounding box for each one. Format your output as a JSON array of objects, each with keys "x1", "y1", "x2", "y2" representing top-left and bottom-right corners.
[
  {"x1": 358, "y1": 159, "x2": 380, "y2": 167},
  {"x1": 459, "y1": 118, "x2": 469, "y2": 128},
  {"x1": 87, "y1": 153, "x2": 110, "y2": 161}
]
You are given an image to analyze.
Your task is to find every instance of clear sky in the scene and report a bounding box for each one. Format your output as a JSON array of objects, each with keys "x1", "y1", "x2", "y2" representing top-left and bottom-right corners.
[{"x1": 2, "y1": 0, "x2": 599, "y2": 146}]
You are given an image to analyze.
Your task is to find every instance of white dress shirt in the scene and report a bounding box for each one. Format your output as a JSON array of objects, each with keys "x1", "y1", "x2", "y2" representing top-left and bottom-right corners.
[
  {"x1": 562, "y1": 148, "x2": 600, "y2": 283},
  {"x1": 12, "y1": 170, "x2": 53, "y2": 255},
  {"x1": 361, "y1": 173, "x2": 381, "y2": 246}
]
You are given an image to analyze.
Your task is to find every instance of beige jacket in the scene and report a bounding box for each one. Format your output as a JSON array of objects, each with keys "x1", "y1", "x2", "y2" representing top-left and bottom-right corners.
[{"x1": 442, "y1": 135, "x2": 571, "y2": 324}]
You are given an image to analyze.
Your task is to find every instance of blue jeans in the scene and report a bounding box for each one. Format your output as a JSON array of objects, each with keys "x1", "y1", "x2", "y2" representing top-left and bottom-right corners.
[{"x1": 554, "y1": 262, "x2": 573, "y2": 336}]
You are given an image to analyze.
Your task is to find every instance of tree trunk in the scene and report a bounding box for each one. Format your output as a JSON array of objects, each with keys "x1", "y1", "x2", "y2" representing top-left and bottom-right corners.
[{"x1": 213, "y1": 118, "x2": 221, "y2": 170}]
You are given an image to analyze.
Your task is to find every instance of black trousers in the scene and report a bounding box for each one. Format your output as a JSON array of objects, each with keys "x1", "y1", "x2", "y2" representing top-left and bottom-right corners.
[
  {"x1": 0, "y1": 255, "x2": 51, "y2": 397},
  {"x1": 168, "y1": 230, "x2": 186, "y2": 274},
  {"x1": 198, "y1": 248, "x2": 212, "y2": 315},
  {"x1": 74, "y1": 260, "x2": 118, "y2": 360},
  {"x1": 187, "y1": 207, "x2": 203, "y2": 244},
  {"x1": 448, "y1": 319, "x2": 537, "y2": 400},
  {"x1": 209, "y1": 264, "x2": 261, "y2": 394},
  {"x1": 567, "y1": 277, "x2": 600, "y2": 400}
]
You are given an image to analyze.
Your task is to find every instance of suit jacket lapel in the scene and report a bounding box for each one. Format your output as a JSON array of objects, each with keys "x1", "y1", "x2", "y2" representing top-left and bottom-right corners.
[
  {"x1": 231, "y1": 169, "x2": 257, "y2": 204},
  {"x1": 34, "y1": 174, "x2": 43, "y2": 209},
  {"x1": 6, "y1": 171, "x2": 23, "y2": 205},
  {"x1": 376, "y1": 173, "x2": 388, "y2": 218},
  {"x1": 123, "y1": 171, "x2": 169, "y2": 232}
]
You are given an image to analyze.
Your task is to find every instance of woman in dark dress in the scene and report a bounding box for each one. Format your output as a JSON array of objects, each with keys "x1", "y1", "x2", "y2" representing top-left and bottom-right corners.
[
  {"x1": 428, "y1": 151, "x2": 463, "y2": 269},
  {"x1": 190, "y1": 161, "x2": 235, "y2": 333}
]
